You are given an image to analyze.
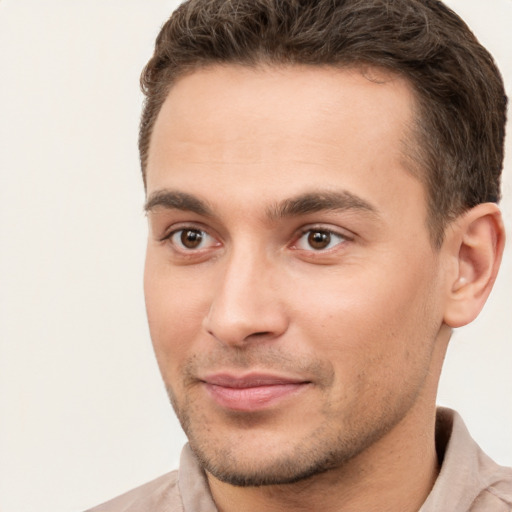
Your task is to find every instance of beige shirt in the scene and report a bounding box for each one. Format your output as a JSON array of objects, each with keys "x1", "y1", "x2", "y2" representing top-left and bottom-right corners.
[{"x1": 87, "y1": 408, "x2": 512, "y2": 512}]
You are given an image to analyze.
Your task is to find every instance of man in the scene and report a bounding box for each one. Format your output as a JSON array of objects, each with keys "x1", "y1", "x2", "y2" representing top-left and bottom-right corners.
[{"x1": 89, "y1": 0, "x2": 511, "y2": 510}]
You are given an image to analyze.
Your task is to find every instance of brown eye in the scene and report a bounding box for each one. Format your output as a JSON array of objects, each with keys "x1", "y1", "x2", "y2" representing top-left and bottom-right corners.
[
  {"x1": 180, "y1": 229, "x2": 203, "y2": 249},
  {"x1": 169, "y1": 228, "x2": 217, "y2": 251},
  {"x1": 294, "y1": 229, "x2": 346, "y2": 251},
  {"x1": 307, "y1": 231, "x2": 331, "y2": 250}
]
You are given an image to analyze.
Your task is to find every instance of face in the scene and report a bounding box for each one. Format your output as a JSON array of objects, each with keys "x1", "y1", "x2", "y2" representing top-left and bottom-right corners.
[{"x1": 144, "y1": 65, "x2": 448, "y2": 486}]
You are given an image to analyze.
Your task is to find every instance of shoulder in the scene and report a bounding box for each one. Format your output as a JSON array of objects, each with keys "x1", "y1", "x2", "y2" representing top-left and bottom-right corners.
[
  {"x1": 423, "y1": 408, "x2": 512, "y2": 512},
  {"x1": 470, "y1": 461, "x2": 512, "y2": 511},
  {"x1": 84, "y1": 444, "x2": 217, "y2": 512},
  {"x1": 85, "y1": 471, "x2": 183, "y2": 512}
]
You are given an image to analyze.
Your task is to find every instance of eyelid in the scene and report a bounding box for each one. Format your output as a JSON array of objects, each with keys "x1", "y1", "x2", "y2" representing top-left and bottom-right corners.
[
  {"x1": 160, "y1": 222, "x2": 222, "y2": 253},
  {"x1": 290, "y1": 225, "x2": 353, "y2": 252},
  {"x1": 159, "y1": 221, "x2": 212, "y2": 242}
]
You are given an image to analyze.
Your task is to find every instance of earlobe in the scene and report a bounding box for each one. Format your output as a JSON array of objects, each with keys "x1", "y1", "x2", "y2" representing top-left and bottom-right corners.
[{"x1": 443, "y1": 203, "x2": 505, "y2": 328}]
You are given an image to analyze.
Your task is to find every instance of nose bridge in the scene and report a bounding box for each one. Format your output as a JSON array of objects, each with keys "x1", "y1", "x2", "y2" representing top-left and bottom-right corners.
[{"x1": 203, "y1": 240, "x2": 286, "y2": 345}]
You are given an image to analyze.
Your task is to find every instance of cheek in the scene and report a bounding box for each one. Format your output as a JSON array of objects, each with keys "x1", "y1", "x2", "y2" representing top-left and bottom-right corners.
[
  {"x1": 144, "y1": 253, "x2": 207, "y2": 373},
  {"x1": 293, "y1": 259, "x2": 441, "y2": 384}
]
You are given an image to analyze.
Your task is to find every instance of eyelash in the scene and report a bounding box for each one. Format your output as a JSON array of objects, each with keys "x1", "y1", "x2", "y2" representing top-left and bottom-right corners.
[
  {"x1": 291, "y1": 227, "x2": 351, "y2": 252},
  {"x1": 161, "y1": 226, "x2": 219, "y2": 252}
]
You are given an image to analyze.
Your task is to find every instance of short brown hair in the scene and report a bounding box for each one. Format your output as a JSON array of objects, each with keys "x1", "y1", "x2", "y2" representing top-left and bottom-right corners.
[{"x1": 139, "y1": 0, "x2": 507, "y2": 246}]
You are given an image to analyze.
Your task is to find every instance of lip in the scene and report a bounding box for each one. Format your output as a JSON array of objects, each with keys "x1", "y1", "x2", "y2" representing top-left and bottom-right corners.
[{"x1": 201, "y1": 373, "x2": 311, "y2": 412}]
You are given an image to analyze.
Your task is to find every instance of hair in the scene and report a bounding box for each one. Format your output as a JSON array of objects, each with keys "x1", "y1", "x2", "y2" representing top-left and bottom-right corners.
[{"x1": 139, "y1": 0, "x2": 507, "y2": 247}]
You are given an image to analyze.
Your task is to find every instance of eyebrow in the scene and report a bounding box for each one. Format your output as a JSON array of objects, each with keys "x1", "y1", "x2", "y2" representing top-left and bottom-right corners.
[
  {"x1": 144, "y1": 188, "x2": 379, "y2": 220},
  {"x1": 266, "y1": 191, "x2": 379, "y2": 220},
  {"x1": 144, "y1": 190, "x2": 213, "y2": 216}
]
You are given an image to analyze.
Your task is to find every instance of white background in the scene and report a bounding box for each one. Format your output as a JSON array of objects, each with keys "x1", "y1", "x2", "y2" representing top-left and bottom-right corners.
[{"x1": 0, "y1": 1, "x2": 510, "y2": 511}]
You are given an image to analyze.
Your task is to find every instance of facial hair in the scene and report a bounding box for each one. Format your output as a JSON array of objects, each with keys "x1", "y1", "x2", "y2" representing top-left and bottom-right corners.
[{"x1": 164, "y1": 344, "x2": 422, "y2": 487}]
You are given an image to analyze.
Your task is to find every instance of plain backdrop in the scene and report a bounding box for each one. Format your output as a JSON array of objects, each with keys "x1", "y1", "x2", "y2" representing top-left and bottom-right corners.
[{"x1": 0, "y1": 1, "x2": 510, "y2": 511}]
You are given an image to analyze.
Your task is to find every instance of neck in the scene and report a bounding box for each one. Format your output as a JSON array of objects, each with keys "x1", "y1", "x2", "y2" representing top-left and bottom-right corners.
[{"x1": 207, "y1": 401, "x2": 440, "y2": 512}]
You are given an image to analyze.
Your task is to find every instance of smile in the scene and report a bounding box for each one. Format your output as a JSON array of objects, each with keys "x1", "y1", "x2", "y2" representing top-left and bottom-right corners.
[{"x1": 201, "y1": 373, "x2": 311, "y2": 412}]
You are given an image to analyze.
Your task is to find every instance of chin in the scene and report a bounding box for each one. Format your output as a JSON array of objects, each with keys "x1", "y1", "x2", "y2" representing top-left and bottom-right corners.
[
  {"x1": 182, "y1": 412, "x2": 390, "y2": 488},
  {"x1": 190, "y1": 438, "x2": 344, "y2": 487}
]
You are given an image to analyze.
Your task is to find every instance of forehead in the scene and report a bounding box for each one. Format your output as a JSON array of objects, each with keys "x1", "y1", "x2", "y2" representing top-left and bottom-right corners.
[
  {"x1": 145, "y1": 64, "x2": 425, "y2": 226},
  {"x1": 148, "y1": 64, "x2": 416, "y2": 168}
]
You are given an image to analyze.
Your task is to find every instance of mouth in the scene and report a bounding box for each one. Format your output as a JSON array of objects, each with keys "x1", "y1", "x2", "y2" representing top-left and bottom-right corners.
[{"x1": 200, "y1": 373, "x2": 311, "y2": 412}]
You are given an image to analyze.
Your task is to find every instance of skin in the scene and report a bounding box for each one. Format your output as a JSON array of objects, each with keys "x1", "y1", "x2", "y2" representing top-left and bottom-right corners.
[{"x1": 143, "y1": 65, "x2": 504, "y2": 512}]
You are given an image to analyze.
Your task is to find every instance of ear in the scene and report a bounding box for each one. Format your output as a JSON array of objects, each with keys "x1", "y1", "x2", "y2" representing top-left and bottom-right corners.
[{"x1": 443, "y1": 203, "x2": 505, "y2": 328}]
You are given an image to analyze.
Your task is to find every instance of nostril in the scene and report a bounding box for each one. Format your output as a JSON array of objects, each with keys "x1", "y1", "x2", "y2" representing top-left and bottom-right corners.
[{"x1": 251, "y1": 331, "x2": 271, "y2": 337}]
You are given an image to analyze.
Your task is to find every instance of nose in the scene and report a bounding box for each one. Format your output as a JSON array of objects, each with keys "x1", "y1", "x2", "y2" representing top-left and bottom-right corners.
[{"x1": 202, "y1": 247, "x2": 289, "y2": 347}]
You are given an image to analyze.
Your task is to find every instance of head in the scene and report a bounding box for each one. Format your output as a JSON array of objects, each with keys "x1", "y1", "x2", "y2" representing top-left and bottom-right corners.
[
  {"x1": 141, "y1": 0, "x2": 507, "y2": 491},
  {"x1": 140, "y1": 0, "x2": 507, "y2": 247}
]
